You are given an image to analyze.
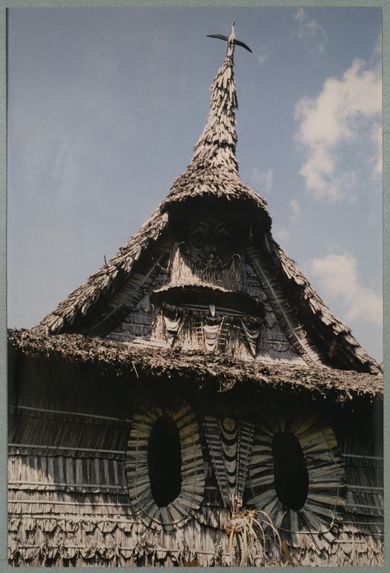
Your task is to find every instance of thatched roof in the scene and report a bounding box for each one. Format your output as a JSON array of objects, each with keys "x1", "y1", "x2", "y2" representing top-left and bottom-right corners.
[
  {"x1": 9, "y1": 329, "x2": 383, "y2": 403},
  {"x1": 31, "y1": 32, "x2": 380, "y2": 377},
  {"x1": 35, "y1": 41, "x2": 267, "y2": 335},
  {"x1": 160, "y1": 36, "x2": 271, "y2": 225},
  {"x1": 265, "y1": 236, "x2": 380, "y2": 374},
  {"x1": 33, "y1": 208, "x2": 380, "y2": 374}
]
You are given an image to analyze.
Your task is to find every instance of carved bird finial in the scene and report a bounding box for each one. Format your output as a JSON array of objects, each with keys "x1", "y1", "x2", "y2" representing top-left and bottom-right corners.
[{"x1": 207, "y1": 22, "x2": 252, "y2": 54}]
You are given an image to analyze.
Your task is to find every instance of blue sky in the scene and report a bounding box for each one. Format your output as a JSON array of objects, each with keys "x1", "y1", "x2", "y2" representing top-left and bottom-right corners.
[{"x1": 7, "y1": 6, "x2": 383, "y2": 361}]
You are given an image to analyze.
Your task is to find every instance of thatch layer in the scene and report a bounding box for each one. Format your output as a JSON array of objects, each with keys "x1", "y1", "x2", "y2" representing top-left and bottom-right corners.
[
  {"x1": 9, "y1": 329, "x2": 383, "y2": 402},
  {"x1": 163, "y1": 165, "x2": 270, "y2": 218},
  {"x1": 8, "y1": 515, "x2": 384, "y2": 567},
  {"x1": 266, "y1": 237, "x2": 381, "y2": 374},
  {"x1": 161, "y1": 42, "x2": 271, "y2": 222},
  {"x1": 193, "y1": 46, "x2": 239, "y2": 172},
  {"x1": 32, "y1": 218, "x2": 381, "y2": 376}
]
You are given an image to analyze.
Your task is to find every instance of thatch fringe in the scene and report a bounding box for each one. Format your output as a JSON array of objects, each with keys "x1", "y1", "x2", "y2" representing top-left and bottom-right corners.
[
  {"x1": 8, "y1": 513, "x2": 384, "y2": 567},
  {"x1": 9, "y1": 329, "x2": 383, "y2": 402}
]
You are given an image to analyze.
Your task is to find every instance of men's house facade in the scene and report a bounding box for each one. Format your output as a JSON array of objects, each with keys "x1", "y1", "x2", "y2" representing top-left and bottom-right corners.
[{"x1": 8, "y1": 26, "x2": 383, "y2": 567}]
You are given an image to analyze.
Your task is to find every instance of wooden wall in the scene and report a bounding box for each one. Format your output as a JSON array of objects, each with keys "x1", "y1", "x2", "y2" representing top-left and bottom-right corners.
[{"x1": 8, "y1": 355, "x2": 384, "y2": 567}]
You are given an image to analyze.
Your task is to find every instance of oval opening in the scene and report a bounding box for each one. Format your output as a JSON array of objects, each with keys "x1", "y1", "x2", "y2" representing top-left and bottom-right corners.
[
  {"x1": 272, "y1": 431, "x2": 309, "y2": 510},
  {"x1": 148, "y1": 415, "x2": 182, "y2": 507}
]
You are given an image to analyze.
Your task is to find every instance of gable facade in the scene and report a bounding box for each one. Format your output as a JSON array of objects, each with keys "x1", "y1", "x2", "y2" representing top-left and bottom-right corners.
[{"x1": 8, "y1": 24, "x2": 383, "y2": 567}]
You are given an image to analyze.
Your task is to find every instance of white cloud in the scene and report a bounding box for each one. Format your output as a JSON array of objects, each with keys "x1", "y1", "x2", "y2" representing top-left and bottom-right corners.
[
  {"x1": 249, "y1": 167, "x2": 273, "y2": 193},
  {"x1": 294, "y1": 8, "x2": 328, "y2": 55},
  {"x1": 370, "y1": 121, "x2": 383, "y2": 176},
  {"x1": 273, "y1": 200, "x2": 300, "y2": 244},
  {"x1": 308, "y1": 252, "x2": 382, "y2": 325},
  {"x1": 290, "y1": 198, "x2": 301, "y2": 223},
  {"x1": 295, "y1": 59, "x2": 382, "y2": 200}
]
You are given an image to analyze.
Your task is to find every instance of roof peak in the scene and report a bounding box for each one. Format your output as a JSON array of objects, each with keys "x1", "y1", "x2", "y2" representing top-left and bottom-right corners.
[
  {"x1": 161, "y1": 26, "x2": 270, "y2": 218},
  {"x1": 192, "y1": 23, "x2": 252, "y2": 171},
  {"x1": 192, "y1": 44, "x2": 238, "y2": 172}
]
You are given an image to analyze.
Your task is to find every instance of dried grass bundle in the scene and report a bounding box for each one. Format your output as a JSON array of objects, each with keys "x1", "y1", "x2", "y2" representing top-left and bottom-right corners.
[{"x1": 225, "y1": 508, "x2": 281, "y2": 567}]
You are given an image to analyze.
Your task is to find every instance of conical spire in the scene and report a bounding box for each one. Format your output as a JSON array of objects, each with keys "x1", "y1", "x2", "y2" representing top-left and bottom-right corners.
[
  {"x1": 161, "y1": 25, "x2": 270, "y2": 226},
  {"x1": 192, "y1": 23, "x2": 239, "y2": 173}
]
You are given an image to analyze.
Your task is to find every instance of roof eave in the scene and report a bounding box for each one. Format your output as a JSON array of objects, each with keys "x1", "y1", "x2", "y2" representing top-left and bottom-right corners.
[{"x1": 8, "y1": 329, "x2": 384, "y2": 404}]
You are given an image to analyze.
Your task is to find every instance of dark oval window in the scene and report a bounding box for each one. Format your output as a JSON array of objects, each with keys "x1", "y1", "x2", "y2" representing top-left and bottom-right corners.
[
  {"x1": 272, "y1": 431, "x2": 309, "y2": 510},
  {"x1": 148, "y1": 415, "x2": 182, "y2": 507}
]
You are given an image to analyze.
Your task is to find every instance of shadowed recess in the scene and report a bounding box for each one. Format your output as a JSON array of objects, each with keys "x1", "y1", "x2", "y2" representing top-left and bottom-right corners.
[
  {"x1": 148, "y1": 415, "x2": 182, "y2": 507},
  {"x1": 272, "y1": 431, "x2": 309, "y2": 510}
]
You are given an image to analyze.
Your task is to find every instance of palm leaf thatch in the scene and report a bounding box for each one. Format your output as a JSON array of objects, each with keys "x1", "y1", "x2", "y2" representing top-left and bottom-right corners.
[{"x1": 9, "y1": 329, "x2": 383, "y2": 402}]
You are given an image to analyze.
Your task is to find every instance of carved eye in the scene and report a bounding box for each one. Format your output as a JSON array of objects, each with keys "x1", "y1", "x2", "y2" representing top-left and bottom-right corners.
[
  {"x1": 184, "y1": 219, "x2": 234, "y2": 264},
  {"x1": 215, "y1": 223, "x2": 230, "y2": 242},
  {"x1": 189, "y1": 223, "x2": 209, "y2": 249}
]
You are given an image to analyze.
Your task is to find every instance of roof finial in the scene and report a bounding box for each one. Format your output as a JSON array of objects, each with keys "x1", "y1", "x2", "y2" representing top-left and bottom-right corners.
[
  {"x1": 161, "y1": 24, "x2": 268, "y2": 214},
  {"x1": 207, "y1": 22, "x2": 252, "y2": 57}
]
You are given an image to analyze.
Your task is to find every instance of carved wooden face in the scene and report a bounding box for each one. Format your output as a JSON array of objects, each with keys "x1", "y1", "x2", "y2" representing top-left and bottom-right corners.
[{"x1": 186, "y1": 218, "x2": 235, "y2": 264}]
